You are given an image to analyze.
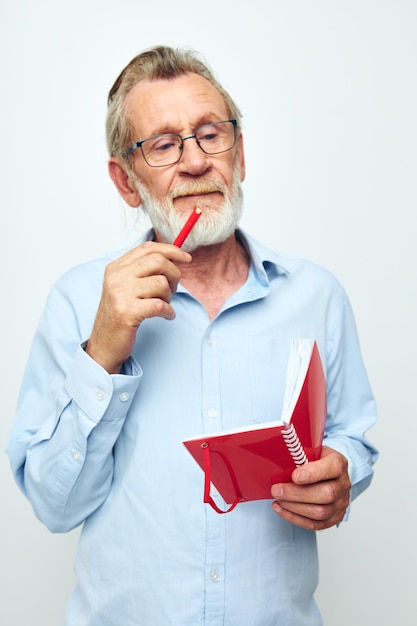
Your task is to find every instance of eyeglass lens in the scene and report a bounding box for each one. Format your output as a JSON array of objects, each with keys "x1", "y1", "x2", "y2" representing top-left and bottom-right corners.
[{"x1": 141, "y1": 120, "x2": 236, "y2": 167}]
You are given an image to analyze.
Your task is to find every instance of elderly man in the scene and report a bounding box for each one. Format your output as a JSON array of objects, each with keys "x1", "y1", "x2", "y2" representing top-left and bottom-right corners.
[{"x1": 6, "y1": 46, "x2": 377, "y2": 625}]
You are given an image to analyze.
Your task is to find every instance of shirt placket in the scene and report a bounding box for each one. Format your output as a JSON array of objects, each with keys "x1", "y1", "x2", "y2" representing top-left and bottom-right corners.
[{"x1": 201, "y1": 322, "x2": 227, "y2": 625}]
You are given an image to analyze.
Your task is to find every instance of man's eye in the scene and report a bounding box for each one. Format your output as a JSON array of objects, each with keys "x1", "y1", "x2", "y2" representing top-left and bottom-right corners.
[
  {"x1": 153, "y1": 140, "x2": 176, "y2": 152},
  {"x1": 200, "y1": 132, "x2": 218, "y2": 142}
]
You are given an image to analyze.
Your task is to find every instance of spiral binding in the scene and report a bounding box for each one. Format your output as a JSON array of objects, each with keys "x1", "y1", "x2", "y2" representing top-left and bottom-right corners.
[{"x1": 281, "y1": 423, "x2": 308, "y2": 466}]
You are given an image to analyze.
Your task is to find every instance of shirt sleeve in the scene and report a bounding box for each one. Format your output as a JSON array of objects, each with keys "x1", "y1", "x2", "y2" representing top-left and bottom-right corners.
[
  {"x1": 323, "y1": 286, "x2": 378, "y2": 504},
  {"x1": 5, "y1": 280, "x2": 142, "y2": 533}
]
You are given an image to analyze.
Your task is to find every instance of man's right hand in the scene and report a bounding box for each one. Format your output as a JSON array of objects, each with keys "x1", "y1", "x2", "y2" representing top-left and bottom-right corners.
[{"x1": 85, "y1": 241, "x2": 192, "y2": 374}]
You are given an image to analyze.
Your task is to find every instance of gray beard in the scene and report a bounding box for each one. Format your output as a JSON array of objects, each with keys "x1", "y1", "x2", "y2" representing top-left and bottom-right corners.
[{"x1": 131, "y1": 166, "x2": 244, "y2": 252}]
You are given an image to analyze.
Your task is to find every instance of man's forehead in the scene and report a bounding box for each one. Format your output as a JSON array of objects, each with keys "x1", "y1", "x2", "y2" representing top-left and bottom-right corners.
[{"x1": 125, "y1": 73, "x2": 229, "y2": 135}]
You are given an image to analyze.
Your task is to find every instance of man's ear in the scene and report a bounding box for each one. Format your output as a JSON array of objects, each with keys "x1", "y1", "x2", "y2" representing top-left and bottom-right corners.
[{"x1": 108, "y1": 158, "x2": 142, "y2": 207}]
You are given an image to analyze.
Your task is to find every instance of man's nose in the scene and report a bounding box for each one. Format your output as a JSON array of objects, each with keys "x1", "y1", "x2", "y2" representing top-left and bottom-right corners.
[{"x1": 178, "y1": 136, "x2": 210, "y2": 175}]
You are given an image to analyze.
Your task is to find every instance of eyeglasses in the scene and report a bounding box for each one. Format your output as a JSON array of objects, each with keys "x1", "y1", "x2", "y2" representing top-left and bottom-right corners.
[{"x1": 122, "y1": 119, "x2": 238, "y2": 167}]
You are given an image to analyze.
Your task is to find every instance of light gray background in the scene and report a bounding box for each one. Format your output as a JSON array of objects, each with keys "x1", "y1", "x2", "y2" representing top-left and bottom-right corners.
[{"x1": 1, "y1": 1, "x2": 415, "y2": 624}]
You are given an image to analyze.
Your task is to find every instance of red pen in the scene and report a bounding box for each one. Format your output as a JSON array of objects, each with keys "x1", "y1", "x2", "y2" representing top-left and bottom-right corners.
[{"x1": 172, "y1": 207, "x2": 202, "y2": 247}]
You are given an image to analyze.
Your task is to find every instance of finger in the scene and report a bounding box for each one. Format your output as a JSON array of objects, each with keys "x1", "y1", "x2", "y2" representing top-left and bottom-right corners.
[
  {"x1": 130, "y1": 297, "x2": 177, "y2": 323},
  {"x1": 125, "y1": 250, "x2": 189, "y2": 294},
  {"x1": 138, "y1": 255, "x2": 183, "y2": 294},
  {"x1": 272, "y1": 471, "x2": 351, "y2": 508},
  {"x1": 107, "y1": 278, "x2": 178, "y2": 327},
  {"x1": 104, "y1": 258, "x2": 181, "y2": 308},
  {"x1": 271, "y1": 500, "x2": 346, "y2": 531},
  {"x1": 291, "y1": 446, "x2": 349, "y2": 486},
  {"x1": 272, "y1": 480, "x2": 332, "y2": 506},
  {"x1": 130, "y1": 274, "x2": 177, "y2": 304},
  {"x1": 124, "y1": 241, "x2": 192, "y2": 267}
]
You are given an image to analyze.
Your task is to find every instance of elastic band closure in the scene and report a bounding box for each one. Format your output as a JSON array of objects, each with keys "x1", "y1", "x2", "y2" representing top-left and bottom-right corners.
[{"x1": 202, "y1": 444, "x2": 242, "y2": 514}]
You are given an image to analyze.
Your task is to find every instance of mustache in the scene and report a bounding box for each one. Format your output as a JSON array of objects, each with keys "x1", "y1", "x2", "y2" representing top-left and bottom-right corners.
[{"x1": 169, "y1": 179, "x2": 227, "y2": 200}]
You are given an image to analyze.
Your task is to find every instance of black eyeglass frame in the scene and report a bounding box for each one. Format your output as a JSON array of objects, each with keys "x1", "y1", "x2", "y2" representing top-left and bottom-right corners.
[{"x1": 121, "y1": 119, "x2": 238, "y2": 167}]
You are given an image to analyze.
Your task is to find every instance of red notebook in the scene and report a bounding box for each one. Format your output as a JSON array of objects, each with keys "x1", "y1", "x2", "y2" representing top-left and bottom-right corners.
[{"x1": 183, "y1": 339, "x2": 327, "y2": 513}]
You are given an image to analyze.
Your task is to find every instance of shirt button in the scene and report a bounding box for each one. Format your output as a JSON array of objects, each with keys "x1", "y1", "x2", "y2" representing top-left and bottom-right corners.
[
  {"x1": 73, "y1": 451, "x2": 81, "y2": 461},
  {"x1": 95, "y1": 390, "x2": 105, "y2": 401},
  {"x1": 207, "y1": 408, "x2": 218, "y2": 419},
  {"x1": 206, "y1": 336, "x2": 213, "y2": 346},
  {"x1": 119, "y1": 392, "x2": 130, "y2": 402},
  {"x1": 210, "y1": 569, "x2": 220, "y2": 583}
]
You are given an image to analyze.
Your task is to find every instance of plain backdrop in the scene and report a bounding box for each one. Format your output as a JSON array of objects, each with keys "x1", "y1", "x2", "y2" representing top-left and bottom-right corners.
[{"x1": 1, "y1": 1, "x2": 416, "y2": 624}]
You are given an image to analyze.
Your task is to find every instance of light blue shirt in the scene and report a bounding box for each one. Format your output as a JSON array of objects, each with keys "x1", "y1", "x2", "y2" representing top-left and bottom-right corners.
[{"x1": 6, "y1": 230, "x2": 378, "y2": 626}]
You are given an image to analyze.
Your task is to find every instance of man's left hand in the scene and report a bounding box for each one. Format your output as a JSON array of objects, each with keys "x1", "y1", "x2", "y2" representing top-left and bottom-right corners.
[{"x1": 271, "y1": 446, "x2": 351, "y2": 530}]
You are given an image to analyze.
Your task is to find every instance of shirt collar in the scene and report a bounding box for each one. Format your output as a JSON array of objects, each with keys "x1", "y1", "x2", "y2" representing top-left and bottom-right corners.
[
  {"x1": 140, "y1": 227, "x2": 292, "y2": 286},
  {"x1": 235, "y1": 229, "x2": 291, "y2": 286}
]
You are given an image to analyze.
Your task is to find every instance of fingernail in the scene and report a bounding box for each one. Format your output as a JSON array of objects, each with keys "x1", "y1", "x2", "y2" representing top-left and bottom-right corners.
[
  {"x1": 272, "y1": 502, "x2": 283, "y2": 514},
  {"x1": 271, "y1": 485, "x2": 283, "y2": 499},
  {"x1": 295, "y1": 468, "x2": 309, "y2": 482}
]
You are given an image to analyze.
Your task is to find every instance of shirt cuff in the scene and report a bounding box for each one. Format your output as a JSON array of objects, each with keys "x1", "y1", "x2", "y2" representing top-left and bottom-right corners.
[{"x1": 64, "y1": 344, "x2": 142, "y2": 423}]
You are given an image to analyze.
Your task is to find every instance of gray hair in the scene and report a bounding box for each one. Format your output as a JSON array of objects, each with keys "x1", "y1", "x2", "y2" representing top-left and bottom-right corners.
[{"x1": 106, "y1": 45, "x2": 242, "y2": 163}]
